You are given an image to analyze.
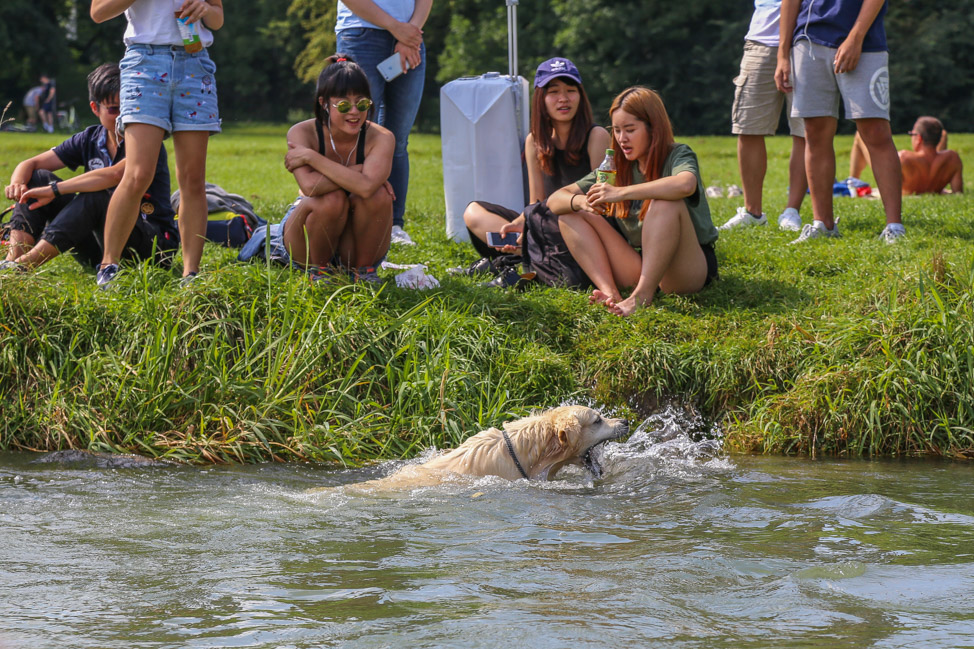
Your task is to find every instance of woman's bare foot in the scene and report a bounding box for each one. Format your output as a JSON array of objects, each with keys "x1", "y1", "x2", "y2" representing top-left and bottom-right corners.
[
  {"x1": 605, "y1": 292, "x2": 652, "y2": 317},
  {"x1": 590, "y1": 289, "x2": 620, "y2": 305}
]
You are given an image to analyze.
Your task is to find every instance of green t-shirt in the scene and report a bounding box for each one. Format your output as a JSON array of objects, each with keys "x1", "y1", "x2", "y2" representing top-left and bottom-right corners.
[{"x1": 575, "y1": 143, "x2": 718, "y2": 248}]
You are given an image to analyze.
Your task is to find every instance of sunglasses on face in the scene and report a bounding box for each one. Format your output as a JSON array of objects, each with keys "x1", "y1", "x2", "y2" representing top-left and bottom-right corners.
[
  {"x1": 332, "y1": 98, "x2": 373, "y2": 114},
  {"x1": 100, "y1": 104, "x2": 121, "y2": 115}
]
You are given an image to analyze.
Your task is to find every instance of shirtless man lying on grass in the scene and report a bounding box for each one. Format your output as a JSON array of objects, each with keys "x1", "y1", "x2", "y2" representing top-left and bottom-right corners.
[{"x1": 851, "y1": 116, "x2": 963, "y2": 195}]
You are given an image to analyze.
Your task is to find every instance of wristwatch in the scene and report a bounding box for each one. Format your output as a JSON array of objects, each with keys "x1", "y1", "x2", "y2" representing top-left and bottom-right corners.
[{"x1": 49, "y1": 180, "x2": 61, "y2": 198}]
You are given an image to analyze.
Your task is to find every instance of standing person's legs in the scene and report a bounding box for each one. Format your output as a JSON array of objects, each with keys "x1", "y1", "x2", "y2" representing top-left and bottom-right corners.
[
  {"x1": 803, "y1": 116, "x2": 838, "y2": 230},
  {"x1": 836, "y1": 50, "x2": 901, "y2": 228},
  {"x1": 335, "y1": 28, "x2": 389, "y2": 124},
  {"x1": 101, "y1": 123, "x2": 167, "y2": 266},
  {"x1": 172, "y1": 131, "x2": 210, "y2": 276},
  {"x1": 856, "y1": 119, "x2": 902, "y2": 225},
  {"x1": 732, "y1": 41, "x2": 783, "y2": 220},
  {"x1": 381, "y1": 43, "x2": 426, "y2": 229},
  {"x1": 791, "y1": 40, "x2": 842, "y2": 232}
]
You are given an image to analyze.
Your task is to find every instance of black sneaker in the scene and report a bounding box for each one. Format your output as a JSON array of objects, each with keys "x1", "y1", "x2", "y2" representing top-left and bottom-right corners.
[
  {"x1": 484, "y1": 268, "x2": 536, "y2": 291},
  {"x1": 95, "y1": 263, "x2": 120, "y2": 289},
  {"x1": 448, "y1": 257, "x2": 497, "y2": 277}
]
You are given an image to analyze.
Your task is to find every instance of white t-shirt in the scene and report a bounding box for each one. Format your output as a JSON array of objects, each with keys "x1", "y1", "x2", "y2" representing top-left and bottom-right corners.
[
  {"x1": 123, "y1": 0, "x2": 214, "y2": 48},
  {"x1": 335, "y1": 0, "x2": 415, "y2": 32},
  {"x1": 745, "y1": 0, "x2": 781, "y2": 47}
]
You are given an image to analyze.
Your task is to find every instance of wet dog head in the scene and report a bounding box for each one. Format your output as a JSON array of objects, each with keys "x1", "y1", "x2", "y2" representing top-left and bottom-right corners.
[{"x1": 510, "y1": 405, "x2": 629, "y2": 480}]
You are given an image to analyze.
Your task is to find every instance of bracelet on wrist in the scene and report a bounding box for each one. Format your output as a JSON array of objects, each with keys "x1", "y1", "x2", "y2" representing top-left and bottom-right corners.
[
  {"x1": 570, "y1": 194, "x2": 577, "y2": 212},
  {"x1": 49, "y1": 180, "x2": 61, "y2": 198}
]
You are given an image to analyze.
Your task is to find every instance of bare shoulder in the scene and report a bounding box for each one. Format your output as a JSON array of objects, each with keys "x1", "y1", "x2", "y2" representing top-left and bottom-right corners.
[
  {"x1": 364, "y1": 121, "x2": 395, "y2": 151},
  {"x1": 588, "y1": 125, "x2": 611, "y2": 167},
  {"x1": 287, "y1": 119, "x2": 317, "y2": 147}
]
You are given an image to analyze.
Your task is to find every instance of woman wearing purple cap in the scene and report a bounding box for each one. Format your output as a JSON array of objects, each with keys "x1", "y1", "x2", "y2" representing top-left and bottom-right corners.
[{"x1": 459, "y1": 57, "x2": 610, "y2": 285}]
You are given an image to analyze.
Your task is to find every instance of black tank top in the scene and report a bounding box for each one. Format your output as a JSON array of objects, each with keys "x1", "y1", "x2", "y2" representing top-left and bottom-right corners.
[
  {"x1": 542, "y1": 126, "x2": 595, "y2": 197},
  {"x1": 315, "y1": 120, "x2": 367, "y2": 165}
]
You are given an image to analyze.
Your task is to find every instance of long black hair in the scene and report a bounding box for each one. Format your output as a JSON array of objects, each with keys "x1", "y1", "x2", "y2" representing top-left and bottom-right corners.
[{"x1": 314, "y1": 54, "x2": 374, "y2": 125}]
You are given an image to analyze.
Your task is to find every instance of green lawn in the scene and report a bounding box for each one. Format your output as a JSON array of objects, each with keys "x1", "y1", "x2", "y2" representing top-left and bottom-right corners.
[{"x1": 1, "y1": 127, "x2": 972, "y2": 462}]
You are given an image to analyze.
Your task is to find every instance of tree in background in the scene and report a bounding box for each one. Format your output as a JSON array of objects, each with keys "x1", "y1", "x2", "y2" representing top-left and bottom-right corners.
[{"x1": 3, "y1": 0, "x2": 973, "y2": 133}]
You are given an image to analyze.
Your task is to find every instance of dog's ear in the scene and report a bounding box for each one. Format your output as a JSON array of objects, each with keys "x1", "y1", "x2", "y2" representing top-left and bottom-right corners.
[{"x1": 555, "y1": 411, "x2": 582, "y2": 448}]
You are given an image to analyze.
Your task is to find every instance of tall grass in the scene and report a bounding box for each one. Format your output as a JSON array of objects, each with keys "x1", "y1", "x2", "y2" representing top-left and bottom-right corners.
[{"x1": 1, "y1": 127, "x2": 972, "y2": 460}]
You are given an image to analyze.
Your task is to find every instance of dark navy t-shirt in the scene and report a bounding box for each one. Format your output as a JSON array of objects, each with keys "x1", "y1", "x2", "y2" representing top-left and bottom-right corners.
[
  {"x1": 52, "y1": 125, "x2": 177, "y2": 232},
  {"x1": 793, "y1": 0, "x2": 888, "y2": 52}
]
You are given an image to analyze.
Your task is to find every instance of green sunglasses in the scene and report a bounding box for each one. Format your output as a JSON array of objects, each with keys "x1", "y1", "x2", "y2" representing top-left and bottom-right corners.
[{"x1": 332, "y1": 98, "x2": 373, "y2": 114}]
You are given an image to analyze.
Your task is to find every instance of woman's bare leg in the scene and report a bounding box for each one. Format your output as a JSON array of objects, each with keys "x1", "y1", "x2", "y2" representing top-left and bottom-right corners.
[
  {"x1": 606, "y1": 199, "x2": 707, "y2": 317},
  {"x1": 338, "y1": 186, "x2": 393, "y2": 267},
  {"x1": 559, "y1": 210, "x2": 641, "y2": 304},
  {"x1": 283, "y1": 192, "x2": 349, "y2": 267}
]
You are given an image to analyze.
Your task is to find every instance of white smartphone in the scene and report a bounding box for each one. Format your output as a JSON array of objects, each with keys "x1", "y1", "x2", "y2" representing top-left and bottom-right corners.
[{"x1": 377, "y1": 53, "x2": 407, "y2": 82}]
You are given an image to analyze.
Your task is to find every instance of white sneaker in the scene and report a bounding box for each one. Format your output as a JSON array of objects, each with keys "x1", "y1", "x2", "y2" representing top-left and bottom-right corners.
[
  {"x1": 878, "y1": 223, "x2": 906, "y2": 243},
  {"x1": 719, "y1": 206, "x2": 767, "y2": 231},
  {"x1": 726, "y1": 184, "x2": 743, "y2": 197},
  {"x1": 789, "y1": 220, "x2": 840, "y2": 244},
  {"x1": 777, "y1": 207, "x2": 803, "y2": 231},
  {"x1": 705, "y1": 184, "x2": 723, "y2": 198},
  {"x1": 390, "y1": 225, "x2": 415, "y2": 246}
]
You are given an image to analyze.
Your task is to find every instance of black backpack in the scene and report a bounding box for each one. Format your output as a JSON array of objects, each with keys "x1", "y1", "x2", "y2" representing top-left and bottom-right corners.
[
  {"x1": 171, "y1": 183, "x2": 267, "y2": 248},
  {"x1": 521, "y1": 201, "x2": 591, "y2": 289}
]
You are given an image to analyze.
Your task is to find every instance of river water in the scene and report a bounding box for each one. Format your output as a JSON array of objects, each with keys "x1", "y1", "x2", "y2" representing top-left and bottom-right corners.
[{"x1": 2, "y1": 410, "x2": 973, "y2": 648}]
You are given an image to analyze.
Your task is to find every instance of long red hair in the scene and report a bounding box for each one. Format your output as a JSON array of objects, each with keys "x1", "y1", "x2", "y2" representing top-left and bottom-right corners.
[
  {"x1": 531, "y1": 78, "x2": 595, "y2": 177},
  {"x1": 606, "y1": 87, "x2": 674, "y2": 219}
]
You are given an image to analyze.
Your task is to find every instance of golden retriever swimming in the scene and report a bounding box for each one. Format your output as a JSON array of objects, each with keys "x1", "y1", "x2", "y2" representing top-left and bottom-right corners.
[{"x1": 310, "y1": 406, "x2": 629, "y2": 492}]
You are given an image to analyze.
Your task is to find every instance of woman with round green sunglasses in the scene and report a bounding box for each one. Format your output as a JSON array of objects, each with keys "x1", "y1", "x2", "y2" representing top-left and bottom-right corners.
[{"x1": 281, "y1": 54, "x2": 395, "y2": 281}]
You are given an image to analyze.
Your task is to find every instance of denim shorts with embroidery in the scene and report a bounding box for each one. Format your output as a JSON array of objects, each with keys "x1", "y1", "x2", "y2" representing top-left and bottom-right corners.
[{"x1": 118, "y1": 44, "x2": 221, "y2": 134}]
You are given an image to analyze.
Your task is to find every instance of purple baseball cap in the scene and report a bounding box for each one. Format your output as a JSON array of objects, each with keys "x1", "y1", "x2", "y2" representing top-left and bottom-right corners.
[{"x1": 534, "y1": 57, "x2": 582, "y2": 88}]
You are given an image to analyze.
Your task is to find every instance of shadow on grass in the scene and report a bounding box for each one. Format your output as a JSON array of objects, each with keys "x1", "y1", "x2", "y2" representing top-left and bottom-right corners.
[{"x1": 693, "y1": 274, "x2": 810, "y2": 313}]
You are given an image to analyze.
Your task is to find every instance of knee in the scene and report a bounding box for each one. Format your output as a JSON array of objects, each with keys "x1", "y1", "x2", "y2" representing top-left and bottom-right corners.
[
  {"x1": 122, "y1": 164, "x2": 156, "y2": 193},
  {"x1": 305, "y1": 192, "x2": 348, "y2": 225},
  {"x1": 643, "y1": 199, "x2": 683, "y2": 228},
  {"x1": 353, "y1": 187, "x2": 392, "y2": 216},
  {"x1": 28, "y1": 169, "x2": 58, "y2": 187},
  {"x1": 462, "y1": 201, "x2": 483, "y2": 228}
]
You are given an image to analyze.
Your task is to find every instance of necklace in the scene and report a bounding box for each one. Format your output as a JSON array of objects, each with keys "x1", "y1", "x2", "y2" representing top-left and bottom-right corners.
[{"x1": 328, "y1": 125, "x2": 361, "y2": 167}]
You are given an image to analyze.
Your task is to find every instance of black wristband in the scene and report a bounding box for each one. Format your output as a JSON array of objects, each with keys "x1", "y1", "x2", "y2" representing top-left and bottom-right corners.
[
  {"x1": 570, "y1": 194, "x2": 577, "y2": 212},
  {"x1": 49, "y1": 180, "x2": 61, "y2": 198}
]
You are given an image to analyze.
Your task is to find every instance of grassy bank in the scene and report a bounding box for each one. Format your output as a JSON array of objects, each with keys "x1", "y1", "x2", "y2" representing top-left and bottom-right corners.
[{"x1": 1, "y1": 126, "x2": 972, "y2": 462}]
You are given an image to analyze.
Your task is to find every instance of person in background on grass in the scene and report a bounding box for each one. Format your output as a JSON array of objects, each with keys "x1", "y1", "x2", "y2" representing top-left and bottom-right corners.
[
  {"x1": 90, "y1": 0, "x2": 224, "y2": 287},
  {"x1": 1, "y1": 64, "x2": 177, "y2": 274},
  {"x1": 37, "y1": 75, "x2": 56, "y2": 134},
  {"x1": 721, "y1": 0, "x2": 808, "y2": 233},
  {"x1": 459, "y1": 57, "x2": 610, "y2": 282},
  {"x1": 278, "y1": 55, "x2": 395, "y2": 283},
  {"x1": 335, "y1": 0, "x2": 432, "y2": 246},
  {"x1": 22, "y1": 82, "x2": 46, "y2": 131},
  {"x1": 849, "y1": 116, "x2": 963, "y2": 195},
  {"x1": 775, "y1": 0, "x2": 904, "y2": 244},
  {"x1": 548, "y1": 87, "x2": 719, "y2": 317}
]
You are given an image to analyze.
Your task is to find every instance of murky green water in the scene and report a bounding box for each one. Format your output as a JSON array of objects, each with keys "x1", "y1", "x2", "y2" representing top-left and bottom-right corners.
[{"x1": 2, "y1": 416, "x2": 974, "y2": 648}]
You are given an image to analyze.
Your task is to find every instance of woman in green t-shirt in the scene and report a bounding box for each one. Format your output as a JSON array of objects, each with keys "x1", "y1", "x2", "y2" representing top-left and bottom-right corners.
[{"x1": 549, "y1": 86, "x2": 718, "y2": 317}]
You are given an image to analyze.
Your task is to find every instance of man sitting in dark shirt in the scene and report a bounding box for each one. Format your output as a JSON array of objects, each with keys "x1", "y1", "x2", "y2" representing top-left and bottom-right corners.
[{"x1": 2, "y1": 63, "x2": 177, "y2": 273}]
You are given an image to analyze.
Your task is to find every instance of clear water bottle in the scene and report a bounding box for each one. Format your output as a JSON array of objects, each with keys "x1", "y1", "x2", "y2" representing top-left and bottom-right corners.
[{"x1": 595, "y1": 148, "x2": 616, "y2": 185}]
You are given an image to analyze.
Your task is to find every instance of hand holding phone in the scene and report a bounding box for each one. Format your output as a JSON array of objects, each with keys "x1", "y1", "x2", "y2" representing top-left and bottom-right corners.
[
  {"x1": 487, "y1": 231, "x2": 520, "y2": 248},
  {"x1": 378, "y1": 53, "x2": 407, "y2": 82}
]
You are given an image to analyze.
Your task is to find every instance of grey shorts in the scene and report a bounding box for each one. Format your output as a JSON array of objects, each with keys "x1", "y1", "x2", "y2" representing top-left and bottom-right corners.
[
  {"x1": 791, "y1": 39, "x2": 890, "y2": 121},
  {"x1": 732, "y1": 41, "x2": 804, "y2": 137}
]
